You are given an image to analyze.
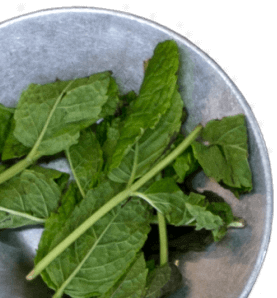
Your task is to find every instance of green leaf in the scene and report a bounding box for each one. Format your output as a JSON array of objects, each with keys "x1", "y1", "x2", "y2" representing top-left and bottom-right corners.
[
  {"x1": 13, "y1": 72, "x2": 116, "y2": 160},
  {"x1": 102, "y1": 117, "x2": 122, "y2": 170},
  {"x1": 1, "y1": 73, "x2": 118, "y2": 161},
  {"x1": 29, "y1": 165, "x2": 70, "y2": 192},
  {"x1": 206, "y1": 201, "x2": 235, "y2": 241},
  {"x1": 172, "y1": 145, "x2": 199, "y2": 183},
  {"x1": 118, "y1": 90, "x2": 138, "y2": 119},
  {"x1": 144, "y1": 264, "x2": 171, "y2": 298},
  {"x1": 0, "y1": 103, "x2": 14, "y2": 155},
  {"x1": 183, "y1": 192, "x2": 223, "y2": 231},
  {"x1": 134, "y1": 178, "x2": 224, "y2": 233},
  {"x1": 100, "y1": 253, "x2": 148, "y2": 298},
  {"x1": 66, "y1": 128, "x2": 103, "y2": 197},
  {"x1": 108, "y1": 86, "x2": 183, "y2": 184},
  {"x1": 109, "y1": 40, "x2": 179, "y2": 172},
  {"x1": 1, "y1": 117, "x2": 30, "y2": 160},
  {"x1": 35, "y1": 182, "x2": 83, "y2": 289},
  {"x1": 192, "y1": 114, "x2": 252, "y2": 195},
  {"x1": 36, "y1": 181, "x2": 152, "y2": 298},
  {"x1": 0, "y1": 167, "x2": 64, "y2": 229},
  {"x1": 134, "y1": 178, "x2": 191, "y2": 226}
]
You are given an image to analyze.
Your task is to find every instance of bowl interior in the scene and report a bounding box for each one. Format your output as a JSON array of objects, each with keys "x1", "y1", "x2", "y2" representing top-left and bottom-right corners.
[{"x1": 0, "y1": 8, "x2": 273, "y2": 298}]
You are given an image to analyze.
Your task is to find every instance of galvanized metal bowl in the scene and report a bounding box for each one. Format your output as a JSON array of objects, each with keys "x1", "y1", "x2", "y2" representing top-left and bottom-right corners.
[{"x1": 0, "y1": 7, "x2": 273, "y2": 298}]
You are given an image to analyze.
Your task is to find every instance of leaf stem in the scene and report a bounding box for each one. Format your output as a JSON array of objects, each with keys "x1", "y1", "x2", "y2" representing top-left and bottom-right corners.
[
  {"x1": 26, "y1": 125, "x2": 202, "y2": 280},
  {"x1": 0, "y1": 158, "x2": 33, "y2": 185},
  {"x1": 158, "y1": 212, "x2": 168, "y2": 266},
  {"x1": 0, "y1": 206, "x2": 46, "y2": 224},
  {"x1": 127, "y1": 142, "x2": 139, "y2": 188},
  {"x1": 66, "y1": 149, "x2": 86, "y2": 199}
]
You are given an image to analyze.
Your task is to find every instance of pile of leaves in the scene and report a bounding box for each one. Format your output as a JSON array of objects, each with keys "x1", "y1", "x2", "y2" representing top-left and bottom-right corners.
[{"x1": 0, "y1": 40, "x2": 252, "y2": 298}]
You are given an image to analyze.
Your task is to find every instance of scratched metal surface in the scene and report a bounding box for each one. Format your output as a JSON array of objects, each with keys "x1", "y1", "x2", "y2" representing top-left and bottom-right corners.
[{"x1": 0, "y1": 7, "x2": 273, "y2": 298}]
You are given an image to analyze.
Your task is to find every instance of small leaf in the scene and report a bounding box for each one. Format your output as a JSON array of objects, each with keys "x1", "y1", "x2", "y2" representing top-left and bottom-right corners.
[
  {"x1": 192, "y1": 114, "x2": 252, "y2": 195},
  {"x1": 0, "y1": 167, "x2": 64, "y2": 229},
  {"x1": 135, "y1": 178, "x2": 225, "y2": 234},
  {"x1": 66, "y1": 128, "x2": 103, "y2": 197},
  {"x1": 173, "y1": 145, "x2": 199, "y2": 183},
  {"x1": 135, "y1": 178, "x2": 191, "y2": 226}
]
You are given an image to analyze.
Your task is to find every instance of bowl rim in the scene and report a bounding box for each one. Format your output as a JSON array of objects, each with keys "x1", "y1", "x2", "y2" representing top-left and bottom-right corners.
[{"x1": 0, "y1": 6, "x2": 274, "y2": 298}]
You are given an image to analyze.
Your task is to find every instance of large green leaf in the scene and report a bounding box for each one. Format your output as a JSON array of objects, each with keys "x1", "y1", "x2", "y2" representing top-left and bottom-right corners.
[
  {"x1": 0, "y1": 103, "x2": 14, "y2": 154},
  {"x1": 108, "y1": 86, "x2": 183, "y2": 184},
  {"x1": 36, "y1": 181, "x2": 152, "y2": 298},
  {"x1": 109, "y1": 40, "x2": 179, "y2": 172},
  {"x1": 0, "y1": 167, "x2": 64, "y2": 229},
  {"x1": 144, "y1": 264, "x2": 171, "y2": 298},
  {"x1": 66, "y1": 128, "x2": 103, "y2": 197},
  {"x1": 100, "y1": 253, "x2": 148, "y2": 298},
  {"x1": 2, "y1": 73, "x2": 118, "y2": 161},
  {"x1": 11, "y1": 72, "x2": 117, "y2": 160},
  {"x1": 192, "y1": 114, "x2": 252, "y2": 195}
]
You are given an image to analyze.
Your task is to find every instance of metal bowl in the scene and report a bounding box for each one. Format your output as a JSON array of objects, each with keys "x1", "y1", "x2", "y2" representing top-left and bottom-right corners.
[{"x1": 0, "y1": 7, "x2": 273, "y2": 298}]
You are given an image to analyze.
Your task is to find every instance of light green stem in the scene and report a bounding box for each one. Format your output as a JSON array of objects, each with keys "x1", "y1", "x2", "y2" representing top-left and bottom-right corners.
[
  {"x1": 0, "y1": 158, "x2": 33, "y2": 184},
  {"x1": 0, "y1": 206, "x2": 46, "y2": 223},
  {"x1": 66, "y1": 149, "x2": 86, "y2": 199},
  {"x1": 127, "y1": 142, "x2": 139, "y2": 188},
  {"x1": 158, "y1": 212, "x2": 168, "y2": 266},
  {"x1": 26, "y1": 125, "x2": 202, "y2": 280}
]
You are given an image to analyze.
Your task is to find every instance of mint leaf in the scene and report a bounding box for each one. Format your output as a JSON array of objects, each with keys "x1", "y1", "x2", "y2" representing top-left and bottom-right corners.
[
  {"x1": 36, "y1": 182, "x2": 152, "y2": 297},
  {"x1": 0, "y1": 167, "x2": 64, "y2": 229},
  {"x1": 134, "y1": 178, "x2": 190, "y2": 226},
  {"x1": 1, "y1": 72, "x2": 118, "y2": 161},
  {"x1": 182, "y1": 192, "x2": 223, "y2": 231},
  {"x1": 144, "y1": 263, "x2": 171, "y2": 298},
  {"x1": 100, "y1": 253, "x2": 148, "y2": 298},
  {"x1": 102, "y1": 117, "x2": 122, "y2": 170},
  {"x1": 192, "y1": 114, "x2": 252, "y2": 195},
  {"x1": 35, "y1": 183, "x2": 82, "y2": 289},
  {"x1": 110, "y1": 40, "x2": 179, "y2": 171},
  {"x1": 134, "y1": 178, "x2": 226, "y2": 235},
  {"x1": 0, "y1": 103, "x2": 14, "y2": 154},
  {"x1": 13, "y1": 73, "x2": 114, "y2": 159},
  {"x1": 172, "y1": 145, "x2": 199, "y2": 183},
  {"x1": 108, "y1": 86, "x2": 183, "y2": 184},
  {"x1": 29, "y1": 165, "x2": 69, "y2": 192},
  {"x1": 1, "y1": 117, "x2": 30, "y2": 160},
  {"x1": 66, "y1": 128, "x2": 103, "y2": 197},
  {"x1": 206, "y1": 201, "x2": 235, "y2": 241}
]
